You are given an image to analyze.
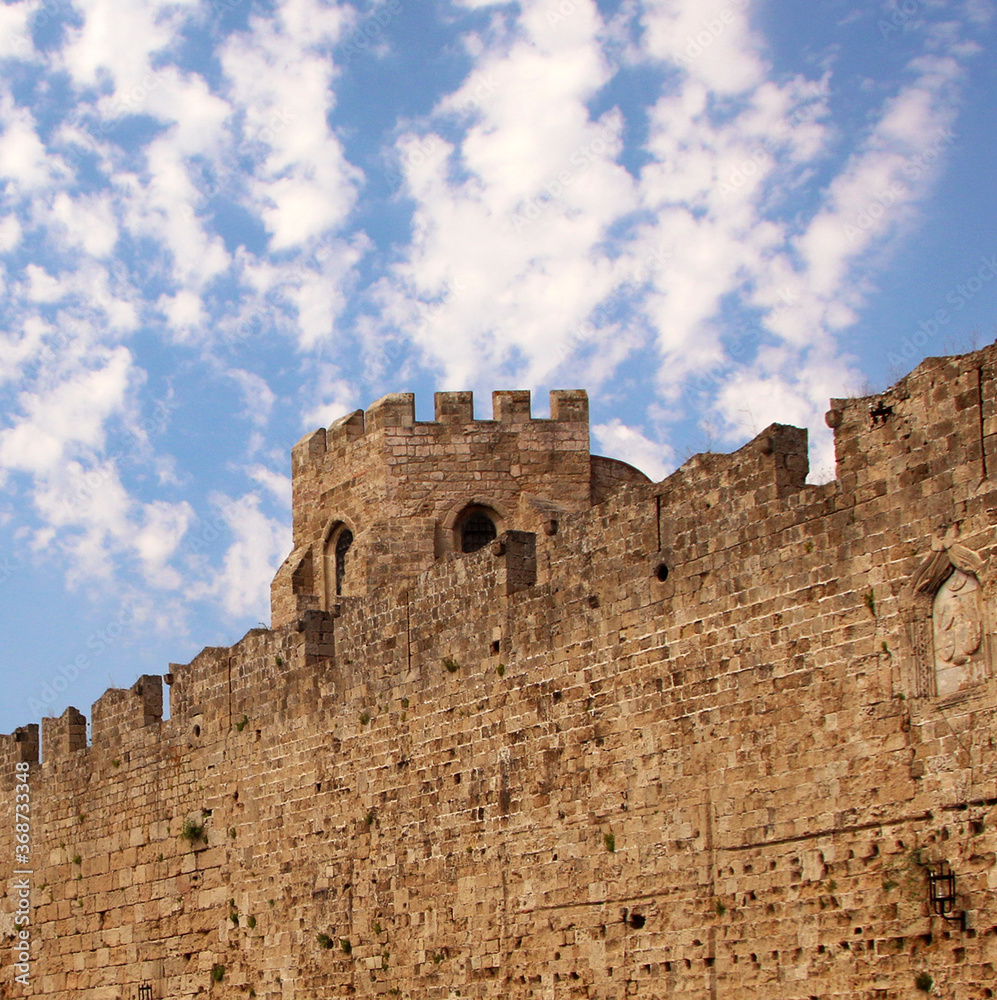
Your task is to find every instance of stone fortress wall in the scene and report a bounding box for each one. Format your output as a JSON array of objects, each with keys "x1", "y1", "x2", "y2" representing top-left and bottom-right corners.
[{"x1": 2, "y1": 347, "x2": 997, "y2": 999}]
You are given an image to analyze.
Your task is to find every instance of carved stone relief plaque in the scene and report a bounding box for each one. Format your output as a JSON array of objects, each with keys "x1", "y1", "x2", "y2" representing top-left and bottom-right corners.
[
  {"x1": 932, "y1": 569, "x2": 985, "y2": 695},
  {"x1": 907, "y1": 524, "x2": 990, "y2": 698}
]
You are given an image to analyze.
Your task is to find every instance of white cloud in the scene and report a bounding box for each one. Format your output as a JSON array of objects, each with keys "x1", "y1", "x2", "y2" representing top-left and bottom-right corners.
[
  {"x1": 302, "y1": 371, "x2": 360, "y2": 428},
  {"x1": 227, "y1": 368, "x2": 276, "y2": 428},
  {"x1": 593, "y1": 418, "x2": 672, "y2": 482},
  {"x1": 248, "y1": 465, "x2": 292, "y2": 508},
  {"x1": 235, "y1": 236, "x2": 366, "y2": 351},
  {"x1": 712, "y1": 346, "x2": 853, "y2": 484},
  {"x1": 157, "y1": 289, "x2": 206, "y2": 337},
  {"x1": 0, "y1": 347, "x2": 134, "y2": 474},
  {"x1": 220, "y1": 0, "x2": 358, "y2": 251},
  {"x1": 0, "y1": 2, "x2": 38, "y2": 61},
  {"x1": 0, "y1": 214, "x2": 21, "y2": 252},
  {"x1": 59, "y1": 0, "x2": 200, "y2": 92},
  {"x1": 0, "y1": 97, "x2": 67, "y2": 193},
  {"x1": 48, "y1": 192, "x2": 119, "y2": 258},
  {"x1": 0, "y1": 344, "x2": 197, "y2": 587},
  {"x1": 197, "y1": 493, "x2": 292, "y2": 619},
  {"x1": 381, "y1": 0, "x2": 976, "y2": 484},
  {"x1": 640, "y1": 0, "x2": 765, "y2": 94},
  {"x1": 118, "y1": 137, "x2": 230, "y2": 295},
  {"x1": 373, "y1": 0, "x2": 638, "y2": 389},
  {"x1": 629, "y1": 0, "x2": 973, "y2": 473},
  {"x1": 0, "y1": 317, "x2": 50, "y2": 384},
  {"x1": 133, "y1": 499, "x2": 193, "y2": 589},
  {"x1": 18, "y1": 261, "x2": 139, "y2": 332}
]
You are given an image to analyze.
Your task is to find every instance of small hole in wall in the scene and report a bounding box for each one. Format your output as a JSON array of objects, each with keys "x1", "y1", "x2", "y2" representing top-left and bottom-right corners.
[
  {"x1": 655, "y1": 563, "x2": 669, "y2": 583},
  {"x1": 629, "y1": 913, "x2": 646, "y2": 929},
  {"x1": 315, "y1": 783, "x2": 322, "y2": 792},
  {"x1": 233, "y1": 790, "x2": 239, "y2": 802},
  {"x1": 491, "y1": 640, "x2": 500, "y2": 654},
  {"x1": 193, "y1": 725, "x2": 200, "y2": 737}
]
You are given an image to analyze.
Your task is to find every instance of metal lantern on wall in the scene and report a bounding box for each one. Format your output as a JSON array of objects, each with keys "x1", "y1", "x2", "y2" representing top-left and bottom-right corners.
[{"x1": 928, "y1": 861, "x2": 966, "y2": 929}]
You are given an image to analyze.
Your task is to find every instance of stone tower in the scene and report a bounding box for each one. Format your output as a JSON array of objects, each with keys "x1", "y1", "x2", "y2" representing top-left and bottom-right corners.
[{"x1": 271, "y1": 389, "x2": 650, "y2": 626}]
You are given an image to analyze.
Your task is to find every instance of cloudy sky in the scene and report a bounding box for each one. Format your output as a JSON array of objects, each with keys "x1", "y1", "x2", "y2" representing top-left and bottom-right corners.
[{"x1": 0, "y1": 0, "x2": 995, "y2": 736}]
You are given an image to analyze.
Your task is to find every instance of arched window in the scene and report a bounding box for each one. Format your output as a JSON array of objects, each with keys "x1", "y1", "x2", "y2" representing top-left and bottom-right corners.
[
  {"x1": 323, "y1": 523, "x2": 355, "y2": 607},
  {"x1": 460, "y1": 510, "x2": 497, "y2": 553},
  {"x1": 334, "y1": 529, "x2": 353, "y2": 596}
]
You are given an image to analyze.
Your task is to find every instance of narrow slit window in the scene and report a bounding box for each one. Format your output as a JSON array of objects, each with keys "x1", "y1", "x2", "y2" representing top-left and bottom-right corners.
[{"x1": 335, "y1": 529, "x2": 353, "y2": 595}]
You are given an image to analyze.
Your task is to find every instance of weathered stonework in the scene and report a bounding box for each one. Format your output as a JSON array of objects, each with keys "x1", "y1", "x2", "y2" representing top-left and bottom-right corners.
[{"x1": 3, "y1": 358, "x2": 997, "y2": 999}]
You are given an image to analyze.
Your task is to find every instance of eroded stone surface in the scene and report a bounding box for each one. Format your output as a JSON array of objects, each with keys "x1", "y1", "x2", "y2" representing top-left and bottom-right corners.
[{"x1": 3, "y1": 357, "x2": 997, "y2": 999}]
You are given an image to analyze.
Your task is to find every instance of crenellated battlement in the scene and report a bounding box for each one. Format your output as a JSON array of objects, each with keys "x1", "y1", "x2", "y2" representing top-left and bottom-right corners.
[
  {"x1": 292, "y1": 389, "x2": 591, "y2": 472},
  {"x1": 91, "y1": 675, "x2": 163, "y2": 747},
  {"x1": 0, "y1": 724, "x2": 38, "y2": 767},
  {"x1": 10, "y1": 349, "x2": 997, "y2": 762},
  {"x1": 6, "y1": 350, "x2": 997, "y2": 1000},
  {"x1": 274, "y1": 388, "x2": 634, "y2": 628},
  {"x1": 40, "y1": 706, "x2": 86, "y2": 763}
]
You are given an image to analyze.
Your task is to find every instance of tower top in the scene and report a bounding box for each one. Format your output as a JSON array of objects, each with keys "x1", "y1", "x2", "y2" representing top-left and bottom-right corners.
[{"x1": 270, "y1": 389, "x2": 651, "y2": 626}]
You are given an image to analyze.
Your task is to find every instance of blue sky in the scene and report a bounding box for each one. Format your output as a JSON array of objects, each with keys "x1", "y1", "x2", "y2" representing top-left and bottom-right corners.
[{"x1": 0, "y1": 0, "x2": 995, "y2": 737}]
